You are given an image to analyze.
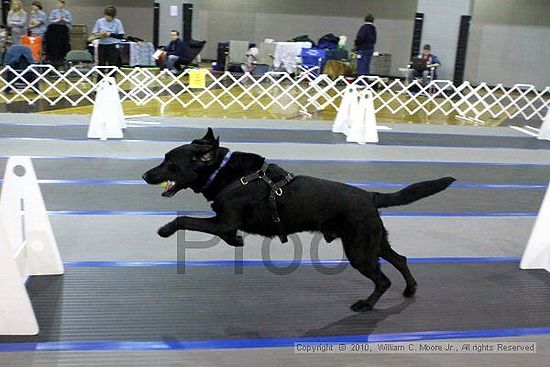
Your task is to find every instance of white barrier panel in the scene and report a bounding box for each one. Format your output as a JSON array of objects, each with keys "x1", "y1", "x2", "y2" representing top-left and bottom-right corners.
[
  {"x1": 0, "y1": 220, "x2": 39, "y2": 335},
  {"x1": 0, "y1": 157, "x2": 64, "y2": 335},
  {"x1": 346, "y1": 91, "x2": 379, "y2": 145},
  {"x1": 538, "y1": 108, "x2": 550, "y2": 141},
  {"x1": 0, "y1": 65, "x2": 548, "y2": 122},
  {"x1": 332, "y1": 86, "x2": 356, "y2": 133},
  {"x1": 520, "y1": 180, "x2": 550, "y2": 272},
  {"x1": 88, "y1": 77, "x2": 125, "y2": 140}
]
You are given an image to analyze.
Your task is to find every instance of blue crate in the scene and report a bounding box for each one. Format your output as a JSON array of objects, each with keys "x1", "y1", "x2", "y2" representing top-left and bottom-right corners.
[{"x1": 300, "y1": 48, "x2": 327, "y2": 75}]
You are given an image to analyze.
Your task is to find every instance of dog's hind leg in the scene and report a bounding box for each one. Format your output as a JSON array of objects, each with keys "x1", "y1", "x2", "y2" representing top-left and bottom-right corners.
[
  {"x1": 379, "y1": 231, "x2": 417, "y2": 297},
  {"x1": 344, "y1": 222, "x2": 391, "y2": 312},
  {"x1": 350, "y1": 263, "x2": 392, "y2": 312}
]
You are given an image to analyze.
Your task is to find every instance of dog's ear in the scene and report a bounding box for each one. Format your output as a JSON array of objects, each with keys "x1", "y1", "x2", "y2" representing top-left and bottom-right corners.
[
  {"x1": 196, "y1": 137, "x2": 219, "y2": 163},
  {"x1": 201, "y1": 127, "x2": 216, "y2": 142}
]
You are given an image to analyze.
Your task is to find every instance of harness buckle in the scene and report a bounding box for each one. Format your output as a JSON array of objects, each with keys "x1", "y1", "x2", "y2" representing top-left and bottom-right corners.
[
  {"x1": 240, "y1": 177, "x2": 248, "y2": 185},
  {"x1": 275, "y1": 188, "x2": 283, "y2": 196}
]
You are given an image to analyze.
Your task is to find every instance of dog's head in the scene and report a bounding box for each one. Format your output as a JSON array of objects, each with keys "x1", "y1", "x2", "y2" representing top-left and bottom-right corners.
[{"x1": 142, "y1": 127, "x2": 223, "y2": 197}]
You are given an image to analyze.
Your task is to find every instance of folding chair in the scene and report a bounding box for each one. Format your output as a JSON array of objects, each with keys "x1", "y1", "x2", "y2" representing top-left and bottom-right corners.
[
  {"x1": 252, "y1": 42, "x2": 276, "y2": 75},
  {"x1": 224, "y1": 40, "x2": 248, "y2": 72},
  {"x1": 66, "y1": 50, "x2": 94, "y2": 70},
  {"x1": 406, "y1": 60, "x2": 437, "y2": 94}
]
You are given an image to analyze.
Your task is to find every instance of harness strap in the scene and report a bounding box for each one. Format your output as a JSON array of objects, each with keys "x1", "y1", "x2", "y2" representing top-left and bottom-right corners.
[
  {"x1": 215, "y1": 161, "x2": 295, "y2": 243},
  {"x1": 240, "y1": 162, "x2": 269, "y2": 186},
  {"x1": 265, "y1": 171, "x2": 295, "y2": 243}
]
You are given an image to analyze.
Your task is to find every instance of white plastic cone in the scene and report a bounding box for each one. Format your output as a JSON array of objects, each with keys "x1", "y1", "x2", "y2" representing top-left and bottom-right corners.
[
  {"x1": 332, "y1": 86, "x2": 357, "y2": 133},
  {"x1": 363, "y1": 90, "x2": 379, "y2": 143},
  {"x1": 0, "y1": 157, "x2": 64, "y2": 276},
  {"x1": 0, "y1": 220, "x2": 39, "y2": 335},
  {"x1": 346, "y1": 91, "x2": 379, "y2": 144},
  {"x1": 342, "y1": 92, "x2": 360, "y2": 136},
  {"x1": 0, "y1": 157, "x2": 64, "y2": 335},
  {"x1": 520, "y1": 179, "x2": 550, "y2": 272},
  {"x1": 106, "y1": 77, "x2": 126, "y2": 130},
  {"x1": 538, "y1": 108, "x2": 550, "y2": 141},
  {"x1": 87, "y1": 77, "x2": 125, "y2": 140}
]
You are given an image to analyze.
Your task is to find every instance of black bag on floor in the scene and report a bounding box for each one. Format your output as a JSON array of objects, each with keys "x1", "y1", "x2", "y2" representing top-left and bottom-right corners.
[
  {"x1": 291, "y1": 35, "x2": 316, "y2": 47},
  {"x1": 318, "y1": 33, "x2": 339, "y2": 50}
]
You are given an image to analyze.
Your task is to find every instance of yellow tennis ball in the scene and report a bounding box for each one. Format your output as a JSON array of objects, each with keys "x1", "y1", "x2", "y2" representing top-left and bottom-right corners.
[{"x1": 160, "y1": 181, "x2": 168, "y2": 190}]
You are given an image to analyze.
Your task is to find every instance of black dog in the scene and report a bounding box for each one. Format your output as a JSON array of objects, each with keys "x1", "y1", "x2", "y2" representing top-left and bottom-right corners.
[{"x1": 143, "y1": 128, "x2": 455, "y2": 312}]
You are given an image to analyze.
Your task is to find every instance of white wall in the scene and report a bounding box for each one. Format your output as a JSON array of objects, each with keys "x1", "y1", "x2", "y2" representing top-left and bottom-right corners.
[{"x1": 417, "y1": 0, "x2": 473, "y2": 81}]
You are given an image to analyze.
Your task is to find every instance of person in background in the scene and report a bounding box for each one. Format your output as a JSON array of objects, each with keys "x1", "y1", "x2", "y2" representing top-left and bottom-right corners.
[
  {"x1": 241, "y1": 47, "x2": 258, "y2": 74},
  {"x1": 28, "y1": 1, "x2": 47, "y2": 37},
  {"x1": 0, "y1": 25, "x2": 7, "y2": 63},
  {"x1": 354, "y1": 13, "x2": 376, "y2": 76},
  {"x1": 49, "y1": 0, "x2": 72, "y2": 30},
  {"x1": 89, "y1": 6, "x2": 125, "y2": 68},
  {"x1": 7, "y1": 0, "x2": 27, "y2": 45},
  {"x1": 164, "y1": 30, "x2": 189, "y2": 73},
  {"x1": 407, "y1": 44, "x2": 441, "y2": 85}
]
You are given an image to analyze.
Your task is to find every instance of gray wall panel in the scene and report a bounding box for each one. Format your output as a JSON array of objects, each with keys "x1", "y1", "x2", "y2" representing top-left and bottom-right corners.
[
  {"x1": 195, "y1": 0, "x2": 417, "y2": 76},
  {"x1": 465, "y1": 0, "x2": 550, "y2": 88}
]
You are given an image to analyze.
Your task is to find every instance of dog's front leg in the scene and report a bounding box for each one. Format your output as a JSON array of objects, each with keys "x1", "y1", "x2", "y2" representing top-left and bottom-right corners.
[
  {"x1": 158, "y1": 215, "x2": 239, "y2": 239},
  {"x1": 219, "y1": 232, "x2": 244, "y2": 247}
]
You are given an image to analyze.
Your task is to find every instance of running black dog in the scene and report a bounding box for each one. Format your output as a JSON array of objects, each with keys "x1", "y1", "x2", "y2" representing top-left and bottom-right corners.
[{"x1": 142, "y1": 128, "x2": 455, "y2": 312}]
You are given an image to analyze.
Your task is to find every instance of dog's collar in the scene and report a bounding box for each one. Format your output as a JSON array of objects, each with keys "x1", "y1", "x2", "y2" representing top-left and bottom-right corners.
[{"x1": 202, "y1": 151, "x2": 232, "y2": 191}]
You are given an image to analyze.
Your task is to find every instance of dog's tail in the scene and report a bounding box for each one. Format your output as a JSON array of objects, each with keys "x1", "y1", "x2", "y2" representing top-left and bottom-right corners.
[{"x1": 374, "y1": 177, "x2": 456, "y2": 209}]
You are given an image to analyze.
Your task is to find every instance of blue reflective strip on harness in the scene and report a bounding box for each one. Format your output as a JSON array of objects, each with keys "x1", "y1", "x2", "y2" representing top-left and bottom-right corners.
[{"x1": 202, "y1": 151, "x2": 232, "y2": 190}]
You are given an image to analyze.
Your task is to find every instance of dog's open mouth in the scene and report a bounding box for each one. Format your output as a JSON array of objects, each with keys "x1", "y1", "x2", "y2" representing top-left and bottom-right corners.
[{"x1": 161, "y1": 180, "x2": 177, "y2": 197}]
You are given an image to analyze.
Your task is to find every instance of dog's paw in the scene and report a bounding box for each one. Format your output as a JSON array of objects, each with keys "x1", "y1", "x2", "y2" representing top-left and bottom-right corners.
[
  {"x1": 403, "y1": 283, "x2": 417, "y2": 298},
  {"x1": 224, "y1": 235, "x2": 244, "y2": 247},
  {"x1": 158, "y1": 225, "x2": 175, "y2": 238},
  {"x1": 322, "y1": 232, "x2": 337, "y2": 243},
  {"x1": 233, "y1": 235, "x2": 244, "y2": 247},
  {"x1": 350, "y1": 299, "x2": 373, "y2": 312}
]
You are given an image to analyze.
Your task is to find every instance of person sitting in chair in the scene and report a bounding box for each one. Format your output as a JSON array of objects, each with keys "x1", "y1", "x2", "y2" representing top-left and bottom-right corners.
[
  {"x1": 241, "y1": 47, "x2": 258, "y2": 73},
  {"x1": 407, "y1": 44, "x2": 440, "y2": 85},
  {"x1": 164, "y1": 30, "x2": 189, "y2": 73}
]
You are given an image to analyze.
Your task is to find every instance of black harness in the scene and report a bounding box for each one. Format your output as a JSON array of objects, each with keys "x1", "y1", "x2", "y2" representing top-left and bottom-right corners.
[{"x1": 215, "y1": 161, "x2": 295, "y2": 243}]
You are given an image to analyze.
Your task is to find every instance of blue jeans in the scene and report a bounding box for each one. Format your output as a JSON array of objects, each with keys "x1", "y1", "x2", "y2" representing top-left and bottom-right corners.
[
  {"x1": 356, "y1": 48, "x2": 374, "y2": 76},
  {"x1": 165, "y1": 55, "x2": 180, "y2": 71},
  {"x1": 408, "y1": 69, "x2": 430, "y2": 86}
]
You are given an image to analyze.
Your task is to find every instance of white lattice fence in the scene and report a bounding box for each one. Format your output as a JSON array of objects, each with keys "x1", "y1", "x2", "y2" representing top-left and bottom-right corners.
[{"x1": 0, "y1": 65, "x2": 548, "y2": 121}]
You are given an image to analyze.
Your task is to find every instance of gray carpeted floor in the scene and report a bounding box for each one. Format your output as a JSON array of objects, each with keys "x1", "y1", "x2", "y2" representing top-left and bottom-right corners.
[
  {"x1": 1, "y1": 114, "x2": 548, "y2": 367},
  {"x1": 16, "y1": 183, "x2": 542, "y2": 213},
  {"x1": 2, "y1": 124, "x2": 550, "y2": 149},
  {"x1": 1, "y1": 262, "x2": 548, "y2": 344},
  {"x1": 2, "y1": 158, "x2": 550, "y2": 184},
  {"x1": 48, "y1": 215, "x2": 534, "y2": 261}
]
